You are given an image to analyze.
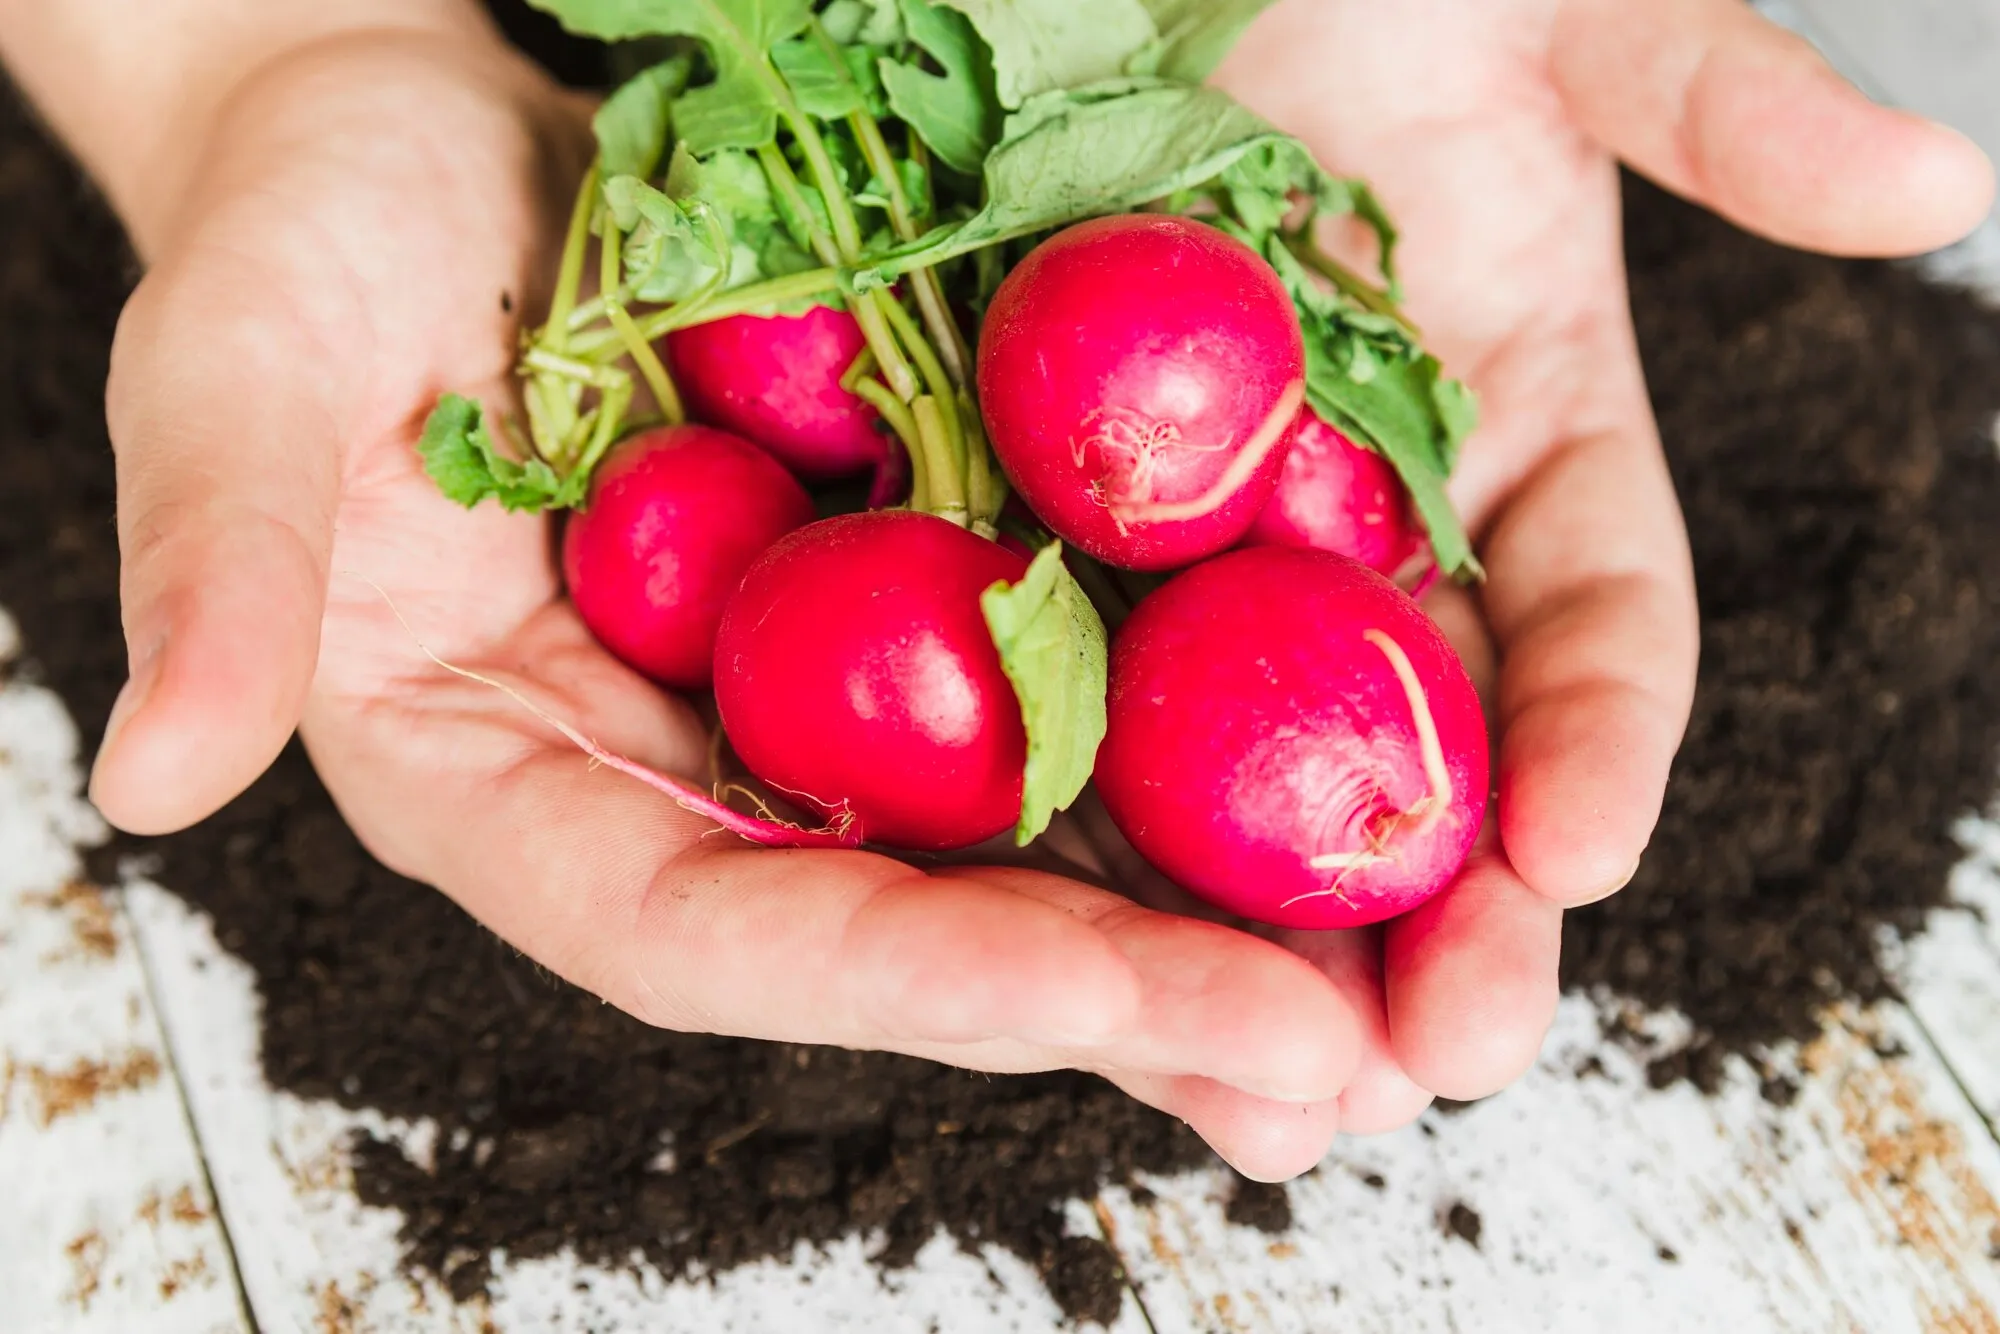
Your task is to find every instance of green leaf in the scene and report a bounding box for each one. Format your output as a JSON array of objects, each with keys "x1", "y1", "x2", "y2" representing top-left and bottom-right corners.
[
  {"x1": 1432, "y1": 375, "x2": 1479, "y2": 471},
  {"x1": 981, "y1": 543, "x2": 1109, "y2": 845},
  {"x1": 528, "y1": 0, "x2": 815, "y2": 153},
  {"x1": 695, "y1": 149, "x2": 828, "y2": 290},
  {"x1": 604, "y1": 174, "x2": 730, "y2": 301},
  {"x1": 879, "y1": 0, "x2": 1002, "y2": 175},
  {"x1": 1305, "y1": 345, "x2": 1482, "y2": 581},
  {"x1": 418, "y1": 394, "x2": 570, "y2": 514},
  {"x1": 936, "y1": 0, "x2": 1157, "y2": 107},
  {"x1": 592, "y1": 55, "x2": 693, "y2": 178},
  {"x1": 855, "y1": 83, "x2": 1287, "y2": 283},
  {"x1": 770, "y1": 33, "x2": 884, "y2": 118},
  {"x1": 1127, "y1": 0, "x2": 1272, "y2": 82},
  {"x1": 821, "y1": 0, "x2": 904, "y2": 44}
]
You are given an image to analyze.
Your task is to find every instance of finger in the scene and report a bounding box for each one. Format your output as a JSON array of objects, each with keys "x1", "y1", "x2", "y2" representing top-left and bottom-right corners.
[
  {"x1": 1278, "y1": 927, "x2": 1434, "y2": 1135},
  {"x1": 91, "y1": 240, "x2": 351, "y2": 834},
  {"x1": 1108, "y1": 1071, "x2": 1340, "y2": 1184},
  {"x1": 1553, "y1": 0, "x2": 1994, "y2": 256},
  {"x1": 1383, "y1": 852, "x2": 1563, "y2": 1101},
  {"x1": 306, "y1": 606, "x2": 1363, "y2": 1100},
  {"x1": 1485, "y1": 415, "x2": 1697, "y2": 905}
]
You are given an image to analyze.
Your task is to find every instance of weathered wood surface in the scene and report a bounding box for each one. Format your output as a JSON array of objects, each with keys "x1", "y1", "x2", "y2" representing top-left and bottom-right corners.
[
  {"x1": 0, "y1": 618, "x2": 249, "y2": 1334},
  {"x1": 1, "y1": 617, "x2": 1996, "y2": 1333}
]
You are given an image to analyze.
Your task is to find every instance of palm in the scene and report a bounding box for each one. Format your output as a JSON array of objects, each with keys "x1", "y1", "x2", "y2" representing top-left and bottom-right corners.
[{"x1": 89, "y1": 9, "x2": 1992, "y2": 1182}]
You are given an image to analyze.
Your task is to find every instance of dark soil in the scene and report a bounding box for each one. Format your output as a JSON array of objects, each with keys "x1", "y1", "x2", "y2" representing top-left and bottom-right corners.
[
  {"x1": 1563, "y1": 181, "x2": 2000, "y2": 1091},
  {"x1": 8, "y1": 30, "x2": 2000, "y2": 1329}
]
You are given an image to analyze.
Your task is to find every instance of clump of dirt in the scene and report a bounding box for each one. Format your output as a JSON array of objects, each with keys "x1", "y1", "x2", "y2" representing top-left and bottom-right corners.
[{"x1": 8, "y1": 31, "x2": 2000, "y2": 1329}]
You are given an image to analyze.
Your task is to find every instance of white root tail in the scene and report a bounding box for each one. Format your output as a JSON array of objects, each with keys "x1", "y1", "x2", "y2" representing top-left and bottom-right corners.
[
  {"x1": 1105, "y1": 379, "x2": 1305, "y2": 527},
  {"x1": 1361, "y1": 627, "x2": 1453, "y2": 837},
  {"x1": 358, "y1": 577, "x2": 860, "y2": 850},
  {"x1": 1288, "y1": 628, "x2": 1456, "y2": 906}
]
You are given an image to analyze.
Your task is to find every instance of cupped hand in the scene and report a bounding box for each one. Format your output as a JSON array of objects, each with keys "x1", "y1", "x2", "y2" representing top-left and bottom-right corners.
[
  {"x1": 85, "y1": 0, "x2": 1992, "y2": 1188},
  {"x1": 1198, "y1": 0, "x2": 1995, "y2": 1144}
]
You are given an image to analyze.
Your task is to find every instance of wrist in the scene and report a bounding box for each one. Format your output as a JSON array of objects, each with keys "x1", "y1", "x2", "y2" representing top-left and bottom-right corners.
[{"x1": 0, "y1": 0, "x2": 497, "y2": 256}]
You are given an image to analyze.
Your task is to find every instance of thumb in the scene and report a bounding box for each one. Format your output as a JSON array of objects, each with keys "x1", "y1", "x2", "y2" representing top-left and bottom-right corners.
[
  {"x1": 91, "y1": 243, "x2": 345, "y2": 834},
  {"x1": 1553, "y1": 0, "x2": 1995, "y2": 257}
]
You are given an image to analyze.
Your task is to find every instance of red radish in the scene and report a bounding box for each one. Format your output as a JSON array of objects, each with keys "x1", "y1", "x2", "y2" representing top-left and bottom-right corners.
[
  {"x1": 664, "y1": 303, "x2": 887, "y2": 480},
  {"x1": 562, "y1": 424, "x2": 814, "y2": 690},
  {"x1": 976, "y1": 214, "x2": 1306, "y2": 572},
  {"x1": 1096, "y1": 547, "x2": 1486, "y2": 930},
  {"x1": 714, "y1": 510, "x2": 1029, "y2": 851},
  {"x1": 1247, "y1": 410, "x2": 1425, "y2": 577}
]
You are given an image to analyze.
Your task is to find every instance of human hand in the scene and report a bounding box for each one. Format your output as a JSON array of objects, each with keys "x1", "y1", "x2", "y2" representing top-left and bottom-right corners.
[{"x1": 1179, "y1": 0, "x2": 1993, "y2": 1154}]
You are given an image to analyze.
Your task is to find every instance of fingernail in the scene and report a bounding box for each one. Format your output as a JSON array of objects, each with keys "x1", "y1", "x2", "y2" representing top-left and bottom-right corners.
[
  {"x1": 1574, "y1": 857, "x2": 1642, "y2": 907},
  {"x1": 98, "y1": 634, "x2": 166, "y2": 760}
]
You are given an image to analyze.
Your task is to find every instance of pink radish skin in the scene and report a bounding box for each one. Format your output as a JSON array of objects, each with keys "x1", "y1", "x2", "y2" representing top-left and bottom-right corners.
[
  {"x1": 1247, "y1": 410, "x2": 1425, "y2": 577},
  {"x1": 714, "y1": 510, "x2": 1029, "y2": 851},
  {"x1": 562, "y1": 424, "x2": 814, "y2": 690},
  {"x1": 665, "y1": 303, "x2": 887, "y2": 480},
  {"x1": 1096, "y1": 547, "x2": 1487, "y2": 930},
  {"x1": 976, "y1": 215, "x2": 1306, "y2": 572}
]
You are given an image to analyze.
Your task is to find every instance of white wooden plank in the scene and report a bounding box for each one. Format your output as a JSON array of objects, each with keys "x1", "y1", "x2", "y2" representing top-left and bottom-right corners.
[
  {"x1": 123, "y1": 881, "x2": 1151, "y2": 1334},
  {"x1": 1096, "y1": 996, "x2": 2000, "y2": 1334},
  {"x1": 0, "y1": 619, "x2": 250, "y2": 1334},
  {"x1": 1892, "y1": 816, "x2": 2000, "y2": 1131}
]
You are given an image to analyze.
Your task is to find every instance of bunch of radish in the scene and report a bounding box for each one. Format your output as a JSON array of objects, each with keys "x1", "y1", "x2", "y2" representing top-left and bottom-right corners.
[{"x1": 417, "y1": 0, "x2": 1488, "y2": 930}]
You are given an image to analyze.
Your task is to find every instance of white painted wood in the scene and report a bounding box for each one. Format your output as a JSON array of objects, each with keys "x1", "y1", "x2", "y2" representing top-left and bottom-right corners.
[
  {"x1": 123, "y1": 882, "x2": 1151, "y2": 1334},
  {"x1": 0, "y1": 649, "x2": 249, "y2": 1334},
  {"x1": 1098, "y1": 997, "x2": 2000, "y2": 1334},
  {"x1": 1892, "y1": 816, "x2": 2000, "y2": 1130}
]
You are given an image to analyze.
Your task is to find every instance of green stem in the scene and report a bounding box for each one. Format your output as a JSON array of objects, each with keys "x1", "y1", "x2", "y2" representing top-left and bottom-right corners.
[
  {"x1": 879, "y1": 295, "x2": 961, "y2": 469},
  {"x1": 598, "y1": 203, "x2": 621, "y2": 313},
  {"x1": 571, "y1": 370, "x2": 635, "y2": 485},
  {"x1": 1286, "y1": 233, "x2": 1421, "y2": 337},
  {"x1": 606, "y1": 300, "x2": 683, "y2": 425},
  {"x1": 846, "y1": 109, "x2": 970, "y2": 388},
  {"x1": 571, "y1": 266, "x2": 847, "y2": 359},
  {"x1": 757, "y1": 143, "x2": 843, "y2": 269},
  {"x1": 839, "y1": 346, "x2": 877, "y2": 393},
  {"x1": 753, "y1": 142, "x2": 917, "y2": 401},
  {"x1": 911, "y1": 395, "x2": 966, "y2": 525},
  {"x1": 544, "y1": 160, "x2": 601, "y2": 353},
  {"x1": 854, "y1": 289, "x2": 920, "y2": 402},
  {"x1": 851, "y1": 377, "x2": 926, "y2": 508},
  {"x1": 959, "y1": 392, "x2": 1009, "y2": 534}
]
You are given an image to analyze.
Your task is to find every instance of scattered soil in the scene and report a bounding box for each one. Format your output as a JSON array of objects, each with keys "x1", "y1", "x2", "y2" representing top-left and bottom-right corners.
[
  {"x1": 1224, "y1": 1178, "x2": 1294, "y2": 1234},
  {"x1": 8, "y1": 27, "x2": 2000, "y2": 1327},
  {"x1": 1442, "y1": 1202, "x2": 1483, "y2": 1250}
]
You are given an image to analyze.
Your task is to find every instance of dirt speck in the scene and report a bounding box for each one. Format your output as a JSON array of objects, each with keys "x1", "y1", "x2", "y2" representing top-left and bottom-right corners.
[
  {"x1": 27, "y1": 880, "x2": 118, "y2": 960},
  {"x1": 315, "y1": 1280, "x2": 360, "y2": 1334},
  {"x1": 1443, "y1": 1202, "x2": 1483, "y2": 1249},
  {"x1": 158, "y1": 1252, "x2": 210, "y2": 1300},
  {"x1": 65, "y1": 1231, "x2": 106, "y2": 1310},
  {"x1": 24, "y1": 1048, "x2": 162, "y2": 1125},
  {"x1": 168, "y1": 1184, "x2": 209, "y2": 1225},
  {"x1": 1224, "y1": 1176, "x2": 1293, "y2": 1234}
]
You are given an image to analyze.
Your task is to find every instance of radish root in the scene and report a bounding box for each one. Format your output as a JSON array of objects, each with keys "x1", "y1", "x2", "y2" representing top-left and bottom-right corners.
[
  {"x1": 1097, "y1": 379, "x2": 1306, "y2": 529},
  {"x1": 1360, "y1": 627, "x2": 1452, "y2": 836},
  {"x1": 356, "y1": 576, "x2": 861, "y2": 849},
  {"x1": 1296, "y1": 627, "x2": 1454, "y2": 890}
]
